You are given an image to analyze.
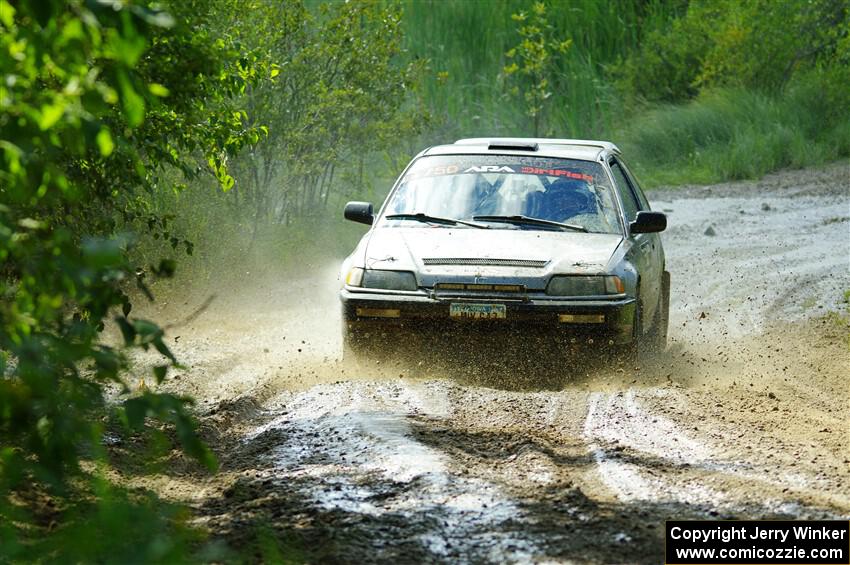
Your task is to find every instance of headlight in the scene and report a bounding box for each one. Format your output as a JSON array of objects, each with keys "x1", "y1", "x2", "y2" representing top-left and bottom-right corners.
[
  {"x1": 361, "y1": 269, "x2": 417, "y2": 291},
  {"x1": 345, "y1": 267, "x2": 364, "y2": 286},
  {"x1": 546, "y1": 275, "x2": 624, "y2": 296}
]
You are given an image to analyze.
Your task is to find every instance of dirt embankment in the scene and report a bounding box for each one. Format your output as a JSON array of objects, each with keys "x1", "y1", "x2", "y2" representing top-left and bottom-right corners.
[{"x1": 126, "y1": 162, "x2": 849, "y2": 563}]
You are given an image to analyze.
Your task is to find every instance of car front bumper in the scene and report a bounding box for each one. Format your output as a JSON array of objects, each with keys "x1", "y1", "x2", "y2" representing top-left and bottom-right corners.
[{"x1": 340, "y1": 287, "x2": 636, "y2": 345}]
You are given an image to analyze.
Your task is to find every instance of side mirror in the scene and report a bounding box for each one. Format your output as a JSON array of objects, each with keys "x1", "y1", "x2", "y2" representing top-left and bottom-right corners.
[
  {"x1": 629, "y1": 211, "x2": 667, "y2": 234},
  {"x1": 344, "y1": 201, "x2": 374, "y2": 225}
]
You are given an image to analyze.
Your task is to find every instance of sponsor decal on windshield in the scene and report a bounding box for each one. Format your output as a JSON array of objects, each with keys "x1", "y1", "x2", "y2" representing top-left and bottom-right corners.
[
  {"x1": 405, "y1": 163, "x2": 595, "y2": 182},
  {"x1": 462, "y1": 165, "x2": 516, "y2": 173},
  {"x1": 519, "y1": 167, "x2": 593, "y2": 182}
]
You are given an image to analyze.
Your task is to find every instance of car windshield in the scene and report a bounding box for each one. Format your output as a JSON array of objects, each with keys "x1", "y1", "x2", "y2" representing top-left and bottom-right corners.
[{"x1": 379, "y1": 155, "x2": 622, "y2": 234}]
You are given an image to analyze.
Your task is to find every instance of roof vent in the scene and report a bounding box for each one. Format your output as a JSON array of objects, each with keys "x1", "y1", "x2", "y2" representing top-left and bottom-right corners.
[{"x1": 487, "y1": 141, "x2": 539, "y2": 152}]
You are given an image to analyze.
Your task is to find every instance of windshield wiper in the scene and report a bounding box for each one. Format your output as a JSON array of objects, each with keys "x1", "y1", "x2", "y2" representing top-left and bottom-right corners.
[
  {"x1": 385, "y1": 213, "x2": 489, "y2": 229},
  {"x1": 472, "y1": 215, "x2": 588, "y2": 232}
]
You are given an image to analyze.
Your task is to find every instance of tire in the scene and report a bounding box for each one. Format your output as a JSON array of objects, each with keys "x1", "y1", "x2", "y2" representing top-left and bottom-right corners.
[
  {"x1": 615, "y1": 287, "x2": 642, "y2": 364},
  {"x1": 643, "y1": 271, "x2": 670, "y2": 355},
  {"x1": 616, "y1": 272, "x2": 668, "y2": 364}
]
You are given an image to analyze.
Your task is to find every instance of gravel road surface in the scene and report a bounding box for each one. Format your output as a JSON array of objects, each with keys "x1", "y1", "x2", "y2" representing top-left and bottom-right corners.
[{"x1": 132, "y1": 162, "x2": 849, "y2": 563}]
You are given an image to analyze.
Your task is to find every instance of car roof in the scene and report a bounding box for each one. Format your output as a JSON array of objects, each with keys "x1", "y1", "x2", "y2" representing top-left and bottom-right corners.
[{"x1": 421, "y1": 137, "x2": 620, "y2": 162}]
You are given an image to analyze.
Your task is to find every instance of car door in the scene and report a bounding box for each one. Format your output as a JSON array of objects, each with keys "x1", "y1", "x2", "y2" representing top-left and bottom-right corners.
[
  {"x1": 619, "y1": 157, "x2": 665, "y2": 282},
  {"x1": 608, "y1": 157, "x2": 659, "y2": 333}
]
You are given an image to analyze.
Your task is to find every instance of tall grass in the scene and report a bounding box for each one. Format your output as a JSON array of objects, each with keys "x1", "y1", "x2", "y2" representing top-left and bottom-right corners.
[
  {"x1": 401, "y1": 0, "x2": 678, "y2": 141},
  {"x1": 401, "y1": 1, "x2": 849, "y2": 188},
  {"x1": 620, "y1": 81, "x2": 850, "y2": 186}
]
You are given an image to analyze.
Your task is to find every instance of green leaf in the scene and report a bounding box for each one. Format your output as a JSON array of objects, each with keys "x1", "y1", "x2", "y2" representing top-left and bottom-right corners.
[
  {"x1": 153, "y1": 365, "x2": 168, "y2": 383},
  {"x1": 59, "y1": 18, "x2": 85, "y2": 44},
  {"x1": 148, "y1": 83, "x2": 170, "y2": 97},
  {"x1": 133, "y1": 319, "x2": 162, "y2": 340},
  {"x1": 153, "y1": 338, "x2": 177, "y2": 364},
  {"x1": 117, "y1": 70, "x2": 145, "y2": 127},
  {"x1": 37, "y1": 102, "x2": 65, "y2": 131},
  {"x1": 115, "y1": 317, "x2": 136, "y2": 345},
  {"x1": 93, "y1": 348, "x2": 121, "y2": 380},
  {"x1": 123, "y1": 397, "x2": 148, "y2": 429},
  {"x1": 0, "y1": 1, "x2": 16, "y2": 29},
  {"x1": 17, "y1": 218, "x2": 45, "y2": 230},
  {"x1": 96, "y1": 128, "x2": 114, "y2": 156},
  {"x1": 221, "y1": 174, "x2": 235, "y2": 192}
]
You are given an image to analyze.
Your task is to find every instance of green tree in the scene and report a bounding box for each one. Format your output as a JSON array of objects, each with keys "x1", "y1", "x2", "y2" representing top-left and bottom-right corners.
[
  {"x1": 0, "y1": 0, "x2": 268, "y2": 553},
  {"x1": 616, "y1": 0, "x2": 849, "y2": 103},
  {"x1": 503, "y1": 1, "x2": 572, "y2": 137},
  {"x1": 222, "y1": 0, "x2": 426, "y2": 236}
]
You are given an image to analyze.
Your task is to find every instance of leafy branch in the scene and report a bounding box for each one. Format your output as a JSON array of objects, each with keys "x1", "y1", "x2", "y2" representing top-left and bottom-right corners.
[{"x1": 503, "y1": 1, "x2": 572, "y2": 137}]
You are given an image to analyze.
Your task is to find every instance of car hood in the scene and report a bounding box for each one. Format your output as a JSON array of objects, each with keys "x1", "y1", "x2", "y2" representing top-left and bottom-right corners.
[{"x1": 362, "y1": 227, "x2": 624, "y2": 288}]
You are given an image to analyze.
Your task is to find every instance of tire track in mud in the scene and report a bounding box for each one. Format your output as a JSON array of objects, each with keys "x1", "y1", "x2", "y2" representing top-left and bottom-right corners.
[
  {"x1": 581, "y1": 388, "x2": 850, "y2": 516},
  {"x1": 243, "y1": 381, "x2": 548, "y2": 562},
  {"x1": 583, "y1": 389, "x2": 723, "y2": 505}
]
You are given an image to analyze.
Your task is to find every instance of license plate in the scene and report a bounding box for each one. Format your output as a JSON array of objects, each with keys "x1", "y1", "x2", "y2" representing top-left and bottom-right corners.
[{"x1": 449, "y1": 303, "x2": 506, "y2": 320}]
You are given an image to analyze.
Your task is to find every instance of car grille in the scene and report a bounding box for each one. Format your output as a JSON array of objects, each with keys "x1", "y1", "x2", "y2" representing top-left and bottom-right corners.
[
  {"x1": 422, "y1": 258, "x2": 548, "y2": 268},
  {"x1": 431, "y1": 282, "x2": 529, "y2": 302},
  {"x1": 434, "y1": 283, "x2": 525, "y2": 293}
]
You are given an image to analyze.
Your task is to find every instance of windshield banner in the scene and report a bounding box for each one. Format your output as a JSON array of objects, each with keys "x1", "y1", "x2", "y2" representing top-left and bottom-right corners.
[{"x1": 406, "y1": 164, "x2": 594, "y2": 182}]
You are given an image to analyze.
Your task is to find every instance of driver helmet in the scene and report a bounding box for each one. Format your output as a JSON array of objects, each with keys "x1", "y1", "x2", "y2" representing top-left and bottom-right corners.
[{"x1": 543, "y1": 178, "x2": 595, "y2": 220}]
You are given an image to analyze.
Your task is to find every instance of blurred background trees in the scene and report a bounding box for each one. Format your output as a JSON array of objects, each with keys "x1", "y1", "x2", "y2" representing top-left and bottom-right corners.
[
  {"x1": 225, "y1": 0, "x2": 427, "y2": 230},
  {"x1": 139, "y1": 0, "x2": 850, "y2": 276}
]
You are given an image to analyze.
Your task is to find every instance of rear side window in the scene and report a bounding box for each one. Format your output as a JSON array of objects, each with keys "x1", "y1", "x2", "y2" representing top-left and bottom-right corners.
[{"x1": 610, "y1": 161, "x2": 639, "y2": 223}]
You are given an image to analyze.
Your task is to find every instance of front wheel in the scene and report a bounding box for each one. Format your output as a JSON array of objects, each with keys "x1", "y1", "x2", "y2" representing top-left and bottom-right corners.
[
  {"x1": 644, "y1": 270, "x2": 670, "y2": 355},
  {"x1": 615, "y1": 274, "x2": 669, "y2": 364}
]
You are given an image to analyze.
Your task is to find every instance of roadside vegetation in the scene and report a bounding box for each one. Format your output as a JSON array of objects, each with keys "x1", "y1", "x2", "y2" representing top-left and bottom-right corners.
[
  {"x1": 0, "y1": 0, "x2": 847, "y2": 561},
  {"x1": 0, "y1": 0, "x2": 271, "y2": 560},
  {"x1": 404, "y1": 0, "x2": 849, "y2": 186}
]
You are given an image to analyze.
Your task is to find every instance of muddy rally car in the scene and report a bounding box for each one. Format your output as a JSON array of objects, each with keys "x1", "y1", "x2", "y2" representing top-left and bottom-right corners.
[{"x1": 339, "y1": 138, "x2": 669, "y2": 362}]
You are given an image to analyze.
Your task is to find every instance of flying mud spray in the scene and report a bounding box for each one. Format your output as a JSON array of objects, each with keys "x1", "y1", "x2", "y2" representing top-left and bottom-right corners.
[{"x1": 137, "y1": 164, "x2": 848, "y2": 563}]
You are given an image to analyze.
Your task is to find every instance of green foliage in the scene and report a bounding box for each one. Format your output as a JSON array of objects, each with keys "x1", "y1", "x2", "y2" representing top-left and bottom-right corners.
[
  {"x1": 136, "y1": 0, "x2": 429, "y2": 276},
  {"x1": 613, "y1": 0, "x2": 850, "y2": 186},
  {"x1": 402, "y1": 0, "x2": 678, "y2": 139},
  {"x1": 5, "y1": 479, "x2": 210, "y2": 564},
  {"x1": 402, "y1": 0, "x2": 847, "y2": 187},
  {"x1": 616, "y1": 0, "x2": 849, "y2": 103},
  {"x1": 503, "y1": 1, "x2": 572, "y2": 137},
  {"x1": 0, "y1": 0, "x2": 268, "y2": 557},
  {"x1": 620, "y1": 78, "x2": 850, "y2": 186},
  {"x1": 224, "y1": 0, "x2": 427, "y2": 227}
]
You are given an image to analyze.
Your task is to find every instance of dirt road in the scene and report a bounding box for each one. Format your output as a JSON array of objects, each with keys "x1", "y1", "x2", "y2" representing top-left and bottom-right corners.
[{"x1": 136, "y1": 163, "x2": 849, "y2": 563}]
